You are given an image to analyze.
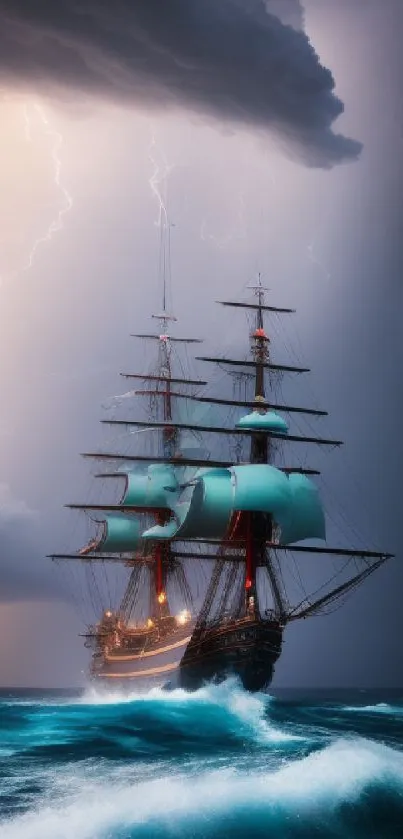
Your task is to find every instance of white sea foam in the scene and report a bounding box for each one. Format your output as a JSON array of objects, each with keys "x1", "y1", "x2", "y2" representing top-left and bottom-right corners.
[
  {"x1": 344, "y1": 702, "x2": 403, "y2": 715},
  {"x1": 81, "y1": 677, "x2": 297, "y2": 744},
  {"x1": 1, "y1": 738, "x2": 402, "y2": 839}
]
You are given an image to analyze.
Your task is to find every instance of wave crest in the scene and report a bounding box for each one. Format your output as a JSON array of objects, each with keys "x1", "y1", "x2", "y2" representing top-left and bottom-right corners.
[
  {"x1": 80, "y1": 678, "x2": 298, "y2": 745},
  {"x1": 2, "y1": 738, "x2": 403, "y2": 839}
]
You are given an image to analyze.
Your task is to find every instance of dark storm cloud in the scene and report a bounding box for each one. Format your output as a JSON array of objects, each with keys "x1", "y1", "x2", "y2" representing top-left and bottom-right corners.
[{"x1": 0, "y1": 0, "x2": 361, "y2": 168}]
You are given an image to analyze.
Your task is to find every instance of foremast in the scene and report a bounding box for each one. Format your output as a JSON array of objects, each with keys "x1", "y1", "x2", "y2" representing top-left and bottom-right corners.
[{"x1": 152, "y1": 309, "x2": 179, "y2": 620}]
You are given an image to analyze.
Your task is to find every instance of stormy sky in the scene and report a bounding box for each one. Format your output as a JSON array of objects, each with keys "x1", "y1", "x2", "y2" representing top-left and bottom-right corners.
[{"x1": 0, "y1": 0, "x2": 402, "y2": 688}]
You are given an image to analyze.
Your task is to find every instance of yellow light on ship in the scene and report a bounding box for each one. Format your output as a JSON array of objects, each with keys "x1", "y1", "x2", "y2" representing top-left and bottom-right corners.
[
  {"x1": 158, "y1": 592, "x2": 166, "y2": 604},
  {"x1": 147, "y1": 618, "x2": 154, "y2": 628},
  {"x1": 105, "y1": 610, "x2": 112, "y2": 618},
  {"x1": 176, "y1": 609, "x2": 191, "y2": 626}
]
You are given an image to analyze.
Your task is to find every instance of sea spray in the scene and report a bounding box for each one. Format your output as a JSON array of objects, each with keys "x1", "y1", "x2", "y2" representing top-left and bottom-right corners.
[{"x1": 1, "y1": 687, "x2": 403, "y2": 838}]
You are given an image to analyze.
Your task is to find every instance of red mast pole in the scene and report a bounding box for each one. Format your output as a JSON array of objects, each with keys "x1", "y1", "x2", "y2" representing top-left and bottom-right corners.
[{"x1": 245, "y1": 512, "x2": 253, "y2": 591}]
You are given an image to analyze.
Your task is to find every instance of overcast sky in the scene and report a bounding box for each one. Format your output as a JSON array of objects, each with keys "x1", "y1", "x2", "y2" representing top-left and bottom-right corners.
[{"x1": 0, "y1": 0, "x2": 402, "y2": 688}]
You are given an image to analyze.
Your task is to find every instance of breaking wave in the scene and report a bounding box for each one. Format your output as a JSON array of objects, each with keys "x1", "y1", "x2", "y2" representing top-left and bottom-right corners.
[
  {"x1": 1, "y1": 683, "x2": 403, "y2": 838},
  {"x1": 81, "y1": 678, "x2": 301, "y2": 745}
]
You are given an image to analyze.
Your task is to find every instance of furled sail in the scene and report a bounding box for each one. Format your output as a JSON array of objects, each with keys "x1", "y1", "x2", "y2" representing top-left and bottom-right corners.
[{"x1": 236, "y1": 410, "x2": 288, "y2": 434}]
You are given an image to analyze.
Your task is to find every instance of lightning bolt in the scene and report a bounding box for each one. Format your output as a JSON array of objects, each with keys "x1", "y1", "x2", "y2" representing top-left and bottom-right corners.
[
  {"x1": 0, "y1": 97, "x2": 73, "y2": 287},
  {"x1": 148, "y1": 128, "x2": 176, "y2": 229},
  {"x1": 146, "y1": 126, "x2": 183, "y2": 318},
  {"x1": 20, "y1": 102, "x2": 73, "y2": 273}
]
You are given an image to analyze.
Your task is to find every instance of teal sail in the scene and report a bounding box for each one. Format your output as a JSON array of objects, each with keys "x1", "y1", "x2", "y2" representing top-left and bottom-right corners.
[
  {"x1": 144, "y1": 469, "x2": 234, "y2": 541},
  {"x1": 97, "y1": 514, "x2": 141, "y2": 553},
  {"x1": 275, "y1": 473, "x2": 326, "y2": 544},
  {"x1": 236, "y1": 410, "x2": 288, "y2": 434},
  {"x1": 141, "y1": 463, "x2": 326, "y2": 545},
  {"x1": 122, "y1": 463, "x2": 179, "y2": 508}
]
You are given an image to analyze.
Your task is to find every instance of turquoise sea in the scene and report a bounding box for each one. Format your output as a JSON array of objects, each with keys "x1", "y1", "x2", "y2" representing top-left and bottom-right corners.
[{"x1": 1, "y1": 681, "x2": 403, "y2": 838}]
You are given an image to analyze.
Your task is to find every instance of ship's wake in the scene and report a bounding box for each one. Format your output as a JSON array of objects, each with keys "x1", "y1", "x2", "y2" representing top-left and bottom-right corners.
[{"x1": 1, "y1": 684, "x2": 403, "y2": 838}]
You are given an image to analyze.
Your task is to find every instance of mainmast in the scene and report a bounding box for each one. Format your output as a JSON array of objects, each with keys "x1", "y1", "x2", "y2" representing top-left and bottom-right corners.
[
  {"x1": 248, "y1": 277, "x2": 285, "y2": 619},
  {"x1": 250, "y1": 276, "x2": 270, "y2": 463}
]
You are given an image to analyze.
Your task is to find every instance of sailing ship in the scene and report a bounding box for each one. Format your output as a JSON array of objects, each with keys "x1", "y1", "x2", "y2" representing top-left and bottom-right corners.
[
  {"x1": 51, "y1": 297, "x2": 207, "y2": 686},
  {"x1": 51, "y1": 280, "x2": 393, "y2": 692}
]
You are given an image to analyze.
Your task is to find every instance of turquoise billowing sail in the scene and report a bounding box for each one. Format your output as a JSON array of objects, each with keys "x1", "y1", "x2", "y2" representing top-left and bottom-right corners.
[
  {"x1": 231, "y1": 464, "x2": 290, "y2": 515},
  {"x1": 122, "y1": 463, "x2": 178, "y2": 508},
  {"x1": 179, "y1": 472, "x2": 233, "y2": 539},
  {"x1": 275, "y1": 473, "x2": 326, "y2": 544},
  {"x1": 143, "y1": 470, "x2": 233, "y2": 540},
  {"x1": 141, "y1": 463, "x2": 325, "y2": 545},
  {"x1": 99, "y1": 514, "x2": 141, "y2": 553}
]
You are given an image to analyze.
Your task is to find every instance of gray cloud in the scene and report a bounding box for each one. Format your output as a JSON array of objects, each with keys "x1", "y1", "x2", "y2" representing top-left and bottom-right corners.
[
  {"x1": 265, "y1": 0, "x2": 305, "y2": 30},
  {"x1": 0, "y1": 0, "x2": 361, "y2": 168},
  {"x1": 0, "y1": 484, "x2": 61, "y2": 602}
]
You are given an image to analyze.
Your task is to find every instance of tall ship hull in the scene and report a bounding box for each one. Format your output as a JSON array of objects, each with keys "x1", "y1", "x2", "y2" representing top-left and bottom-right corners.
[
  {"x1": 179, "y1": 618, "x2": 283, "y2": 692},
  {"x1": 91, "y1": 618, "x2": 194, "y2": 689}
]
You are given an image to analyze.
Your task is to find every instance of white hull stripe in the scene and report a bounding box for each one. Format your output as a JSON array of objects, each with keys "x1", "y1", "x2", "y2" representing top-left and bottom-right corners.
[
  {"x1": 103, "y1": 635, "x2": 192, "y2": 663},
  {"x1": 101, "y1": 661, "x2": 179, "y2": 679}
]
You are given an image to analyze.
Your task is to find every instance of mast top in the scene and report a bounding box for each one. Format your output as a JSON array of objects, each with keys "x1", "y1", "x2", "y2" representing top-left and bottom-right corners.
[{"x1": 246, "y1": 272, "x2": 270, "y2": 294}]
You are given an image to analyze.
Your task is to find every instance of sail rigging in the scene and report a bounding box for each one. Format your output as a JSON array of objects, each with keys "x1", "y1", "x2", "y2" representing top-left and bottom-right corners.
[
  {"x1": 100, "y1": 418, "x2": 343, "y2": 447},
  {"x1": 51, "y1": 271, "x2": 393, "y2": 692}
]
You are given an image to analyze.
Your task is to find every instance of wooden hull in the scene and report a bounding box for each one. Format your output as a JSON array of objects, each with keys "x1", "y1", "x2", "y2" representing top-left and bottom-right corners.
[
  {"x1": 178, "y1": 618, "x2": 283, "y2": 693},
  {"x1": 91, "y1": 623, "x2": 194, "y2": 690}
]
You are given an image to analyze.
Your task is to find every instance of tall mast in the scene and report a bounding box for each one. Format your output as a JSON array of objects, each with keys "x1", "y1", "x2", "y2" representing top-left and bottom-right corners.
[
  {"x1": 152, "y1": 220, "x2": 176, "y2": 617},
  {"x1": 247, "y1": 276, "x2": 282, "y2": 616},
  {"x1": 251, "y1": 274, "x2": 270, "y2": 464}
]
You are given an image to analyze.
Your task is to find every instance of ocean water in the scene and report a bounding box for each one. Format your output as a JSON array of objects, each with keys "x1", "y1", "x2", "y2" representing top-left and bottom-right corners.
[{"x1": 1, "y1": 682, "x2": 403, "y2": 838}]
